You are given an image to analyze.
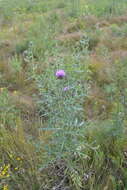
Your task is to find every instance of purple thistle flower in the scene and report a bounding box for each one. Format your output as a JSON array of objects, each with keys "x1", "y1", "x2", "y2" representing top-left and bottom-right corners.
[
  {"x1": 55, "y1": 70, "x2": 66, "y2": 79},
  {"x1": 63, "y1": 86, "x2": 70, "y2": 91}
]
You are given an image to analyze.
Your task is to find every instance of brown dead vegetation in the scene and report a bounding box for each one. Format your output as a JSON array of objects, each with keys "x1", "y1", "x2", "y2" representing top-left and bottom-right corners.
[
  {"x1": 56, "y1": 31, "x2": 83, "y2": 43},
  {"x1": 63, "y1": 14, "x2": 127, "y2": 37},
  {"x1": 89, "y1": 55, "x2": 114, "y2": 84},
  {"x1": 110, "y1": 50, "x2": 127, "y2": 62},
  {"x1": 84, "y1": 83, "x2": 113, "y2": 120},
  {"x1": 84, "y1": 14, "x2": 127, "y2": 27},
  {"x1": 84, "y1": 54, "x2": 116, "y2": 119},
  {"x1": 108, "y1": 15, "x2": 127, "y2": 25},
  {"x1": 9, "y1": 91, "x2": 36, "y2": 110},
  {"x1": 78, "y1": 15, "x2": 99, "y2": 28}
]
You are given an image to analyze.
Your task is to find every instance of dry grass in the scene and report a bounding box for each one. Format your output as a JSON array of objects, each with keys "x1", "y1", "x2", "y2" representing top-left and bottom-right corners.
[
  {"x1": 56, "y1": 31, "x2": 83, "y2": 43},
  {"x1": 89, "y1": 55, "x2": 114, "y2": 84},
  {"x1": 84, "y1": 83, "x2": 113, "y2": 119},
  {"x1": 1, "y1": 1, "x2": 127, "y2": 189}
]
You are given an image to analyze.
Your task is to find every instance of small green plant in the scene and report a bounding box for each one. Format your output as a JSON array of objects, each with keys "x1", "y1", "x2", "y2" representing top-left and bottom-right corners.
[
  {"x1": 10, "y1": 55, "x2": 22, "y2": 72},
  {"x1": 0, "y1": 88, "x2": 19, "y2": 128},
  {"x1": 0, "y1": 0, "x2": 127, "y2": 189}
]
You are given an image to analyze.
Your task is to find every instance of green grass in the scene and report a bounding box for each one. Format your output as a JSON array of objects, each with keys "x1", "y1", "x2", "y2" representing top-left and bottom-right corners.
[{"x1": 0, "y1": 0, "x2": 127, "y2": 189}]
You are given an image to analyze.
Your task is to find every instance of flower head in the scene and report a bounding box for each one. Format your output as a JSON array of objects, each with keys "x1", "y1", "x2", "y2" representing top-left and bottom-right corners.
[
  {"x1": 16, "y1": 157, "x2": 21, "y2": 161},
  {"x1": 63, "y1": 86, "x2": 70, "y2": 91},
  {"x1": 55, "y1": 70, "x2": 66, "y2": 79},
  {"x1": 13, "y1": 90, "x2": 18, "y2": 95}
]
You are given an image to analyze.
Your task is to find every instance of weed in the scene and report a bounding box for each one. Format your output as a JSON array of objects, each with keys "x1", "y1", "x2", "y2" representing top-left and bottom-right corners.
[{"x1": 1, "y1": 0, "x2": 127, "y2": 189}]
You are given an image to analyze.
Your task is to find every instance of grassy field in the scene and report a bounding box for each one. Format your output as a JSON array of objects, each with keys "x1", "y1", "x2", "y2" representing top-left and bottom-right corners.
[{"x1": 1, "y1": 0, "x2": 127, "y2": 189}]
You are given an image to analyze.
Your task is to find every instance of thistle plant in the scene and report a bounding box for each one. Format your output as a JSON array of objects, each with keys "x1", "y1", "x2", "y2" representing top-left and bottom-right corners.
[{"x1": 36, "y1": 56, "x2": 88, "y2": 157}]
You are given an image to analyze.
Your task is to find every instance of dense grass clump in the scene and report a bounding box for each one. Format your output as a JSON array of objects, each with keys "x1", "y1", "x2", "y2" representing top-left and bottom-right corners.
[{"x1": 1, "y1": 0, "x2": 127, "y2": 189}]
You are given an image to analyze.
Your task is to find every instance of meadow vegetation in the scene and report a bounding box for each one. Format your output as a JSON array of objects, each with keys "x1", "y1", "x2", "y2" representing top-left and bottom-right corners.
[{"x1": 0, "y1": 0, "x2": 127, "y2": 189}]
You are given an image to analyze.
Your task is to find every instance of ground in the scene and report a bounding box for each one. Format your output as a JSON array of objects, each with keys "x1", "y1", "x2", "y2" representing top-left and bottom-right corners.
[{"x1": 0, "y1": 0, "x2": 127, "y2": 189}]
